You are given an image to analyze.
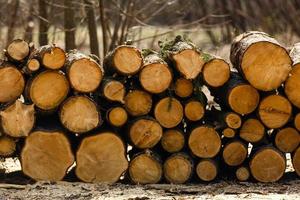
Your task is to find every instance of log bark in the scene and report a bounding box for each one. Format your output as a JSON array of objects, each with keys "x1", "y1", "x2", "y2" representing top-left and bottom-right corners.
[
  {"x1": 239, "y1": 118, "x2": 265, "y2": 143},
  {"x1": 196, "y1": 158, "x2": 218, "y2": 182},
  {"x1": 124, "y1": 90, "x2": 152, "y2": 116},
  {"x1": 230, "y1": 31, "x2": 291, "y2": 91},
  {"x1": 37, "y1": 45, "x2": 66, "y2": 70},
  {"x1": 273, "y1": 127, "x2": 299, "y2": 153},
  {"x1": 160, "y1": 129, "x2": 185, "y2": 153}
]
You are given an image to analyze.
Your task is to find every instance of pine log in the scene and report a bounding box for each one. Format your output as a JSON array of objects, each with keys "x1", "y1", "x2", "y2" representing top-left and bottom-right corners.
[
  {"x1": 76, "y1": 132, "x2": 128, "y2": 183},
  {"x1": 239, "y1": 118, "x2": 265, "y2": 143},
  {"x1": 0, "y1": 136, "x2": 16, "y2": 157},
  {"x1": 230, "y1": 31, "x2": 291, "y2": 91},
  {"x1": 249, "y1": 146, "x2": 286, "y2": 182},
  {"x1": 124, "y1": 90, "x2": 152, "y2": 116},
  {"x1": 208, "y1": 109, "x2": 242, "y2": 130},
  {"x1": 0, "y1": 100, "x2": 35, "y2": 137},
  {"x1": 23, "y1": 58, "x2": 40, "y2": 75},
  {"x1": 21, "y1": 130, "x2": 74, "y2": 181},
  {"x1": 154, "y1": 97, "x2": 183, "y2": 128},
  {"x1": 188, "y1": 125, "x2": 221, "y2": 158},
  {"x1": 292, "y1": 146, "x2": 300, "y2": 177},
  {"x1": 59, "y1": 96, "x2": 101, "y2": 133},
  {"x1": 161, "y1": 129, "x2": 185, "y2": 153},
  {"x1": 222, "y1": 140, "x2": 248, "y2": 167},
  {"x1": 274, "y1": 127, "x2": 300, "y2": 153},
  {"x1": 202, "y1": 58, "x2": 230, "y2": 87},
  {"x1": 128, "y1": 117, "x2": 163, "y2": 149},
  {"x1": 66, "y1": 51, "x2": 104, "y2": 93},
  {"x1": 6, "y1": 39, "x2": 30, "y2": 63},
  {"x1": 295, "y1": 113, "x2": 300, "y2": 131},
  {"x1": 106, "y1": 106, "x2": 128, "y2": 127},
  {"x1": 196, "y1": 158, "x2": 218, "y2": 181},
  {"x1": 37, "y1": 45, "x2": 66, "y2": 70},
  {"x1": 235, "y1": 166, "x2": 250, "y2": 181},
  {"x1": 139, "y1": 52, "x2": 172, "y2": 94},
  {"x1": 174, "y1": 78, "x2": 193, "y2": 98},
  {"x1": 222, "y1": 128, "x2": 236, "y2": 138},
  {"x1": 285, "y1": 43, "x2": 300, "y2": 108},
  {"x1": 101, "y1": 79, "x2": 126, "y2": 103},
  {"x1": 128, "y1": 150, "x2": 162, "y2": 184},
  {"x1": 184, "y1": 99, "x2": 205, "y2": 122},
  {"x1": 25, "y1": 70, "x2": 69, "y2": 111},
  {"x1": 258, "y1": 94, "x2": 292, "y2": 129},
  {"x1": 163, "y1": 153, "x2": 193, "y2": 184},
  {"x1": 0, "y1": 63, "x2": 25, "y2": 103},
  {"x1": 104, "y1": 45, "x2": 143, "y2": 75}
]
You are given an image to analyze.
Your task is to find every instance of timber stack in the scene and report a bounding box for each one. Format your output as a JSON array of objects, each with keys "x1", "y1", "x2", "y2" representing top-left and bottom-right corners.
[{"x1": 0, "y1": 32, "x2": 299, "y2": 184}]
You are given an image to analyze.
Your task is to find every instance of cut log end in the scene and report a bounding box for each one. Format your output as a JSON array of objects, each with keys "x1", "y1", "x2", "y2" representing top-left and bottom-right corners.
[
  {"x1": 196, "y1": 159, "x2": 218, "y2": 181},
  {"x1": 228, "y1": 84, "x2": 259, "y2": 115},
  {"x1": 161, "y1": 129, "x2": 185, "y2": 153},
  {"x1": 239, "y1": 118, "x2": 265, "y2": 143},
  {"x1": 222, "y1": 128, "x2": 236, "y2": 138},
  {"x1": 292, "y1": 147, "x2": 300, "y2": 177},
  {"x1": 21, "y1": 130, "x2": 74, "y2": 181},
  {"x1": 76, "y1": 132, "x2": 128, "y2": 183},
  {"x1": 222, "y1": 140, "x2": 248, "y2": 167},
  {"x1": 275, "y1": 127, "x2": 300, "y2": 153},
  {"x1": 60, "y1": 96, "x2": 100, "y2": 133},
  {"x1": 285, "y1": 64, "x2": 300, "y2": 108},
  {"x1": 225, "y1": 113, "x2": 242, "y2": 129},
  {"x1": 258, "y1": 95, "x2": 292, "y2": 129},
  {"x1": 7, "y1": 39, "x2": 30, "y2": 62},
  {"x1": 107, "y1": 107, "x2": 128, "y2": 127},
  {"x1": 27, "y1": 59, "x2": 40, "y2": 72},
  {"x1": 0, "y1": 136, "x2": 16, "y2": 157},
  {"x1": 236, "y1": 166, "x2": 250, "y2": 181},
  {"x1": 125, "y1": 90, "x2": 152, "y2": 116},
  {"x1": 184, "y1": 100, "x2": 205, "y2": 121},
  {"x1": 0, "y1": 100, "x2": 35, "y2": 137},
  {"x1": 250, "y1": 147, "x2": 286, "y2": 183},
  {"x1": 294, "y1": 113, "x2": 300, "y2": 131},
  {"x1": 154, "y1": 97, "x2": 183, "y2": 128},
  {"x1": 102, "y1": 80, "x2": 125, "y2": 103},
  {"x1": 203, "y1": 58, "x2": 230, "y2": 87},
  {"x1": 174, "y1": 78, "x2": 193, "y2": 98},
  {"x1": 188, "y1": 126, "x2": 221, "y2": 158},
  {"x1": 41, "y1": 46, "x2": 66, "y2": 70}
]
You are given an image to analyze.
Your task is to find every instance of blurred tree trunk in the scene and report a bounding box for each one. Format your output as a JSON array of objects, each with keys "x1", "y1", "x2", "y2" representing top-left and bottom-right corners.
[
  {"x1": 24, "y1": 4, "x2": 34, "y2": 42},
  {"x1": 64, "y1": 0, "x2": 76, "y2": 50},
  {"x1": 38, "y1": 0, "x2": 48, "y2": 46},
  {"x1": 6, "y1": 0, "x2": 20, "y2": 46},
  {"x1": 85, "y1": 0, "x2": 100, "y2": 57},
  {"x1": 98, "y1": 0, "x2": 108, "y2": 55}
]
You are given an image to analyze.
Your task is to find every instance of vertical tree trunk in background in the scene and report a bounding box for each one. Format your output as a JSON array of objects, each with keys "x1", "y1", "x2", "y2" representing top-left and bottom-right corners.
[
  {"x1": 64, "y1": 0, "x2": 76, "y2": 51},
  {"x1": 98, "y1": 0, "x2": 107, "y2": 56},
  {"x1": 6, "y1": 0, "x2": 20, "y2": 46},
  {"x1": 85, "y1": 0, "x2": 100, "y2": 57},
  {"x1": 24, "y1": 4, "x2": 34, "y2": 42},
  {"x1": 38, "y1": 0, "x2": 48, "y2": 46}
]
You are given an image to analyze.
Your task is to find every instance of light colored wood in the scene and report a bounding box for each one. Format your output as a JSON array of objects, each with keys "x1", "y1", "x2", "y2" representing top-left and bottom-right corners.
[
  {"x1": 60, "y1": 96, "x2": 100, "y2": 133},
  {"x1": 0, "y1": 136, "x2": 16, "y2": 157},
  {"x1": 27, "y1": 59, "x2": 40, "y2": 72},
  {"x1": 129, "y1": 118, "x2": 163, "y2": 149},
  {"x1": 250, "y1": 147, "x2": 286, "y2": 183},
  {"x1": 29, "y1": 70, "x2": 69, "y2": 111},
  {"x1": 275, "y1": 127, "x2": 300, "y2": 153},
  {"x1": 196, "y1": 159, "x2": 218, "y2": 181},
  {"x1": 203, "y1": 58, "x2": 230, "y2": 87},
  {"x1": 292, "y1": 146, "x2": 300, "y2": 176},
  {"x1": 161, "y1": 129, "x2": 185, "y2": 153},
  {"x1": 228, "y1": 84, "x2": 259, "y2": 115},
  {"x1": 184, "y1": 100, "x2": 205, "y2": 121},
  {"x1": 294, "y1": 113, "x2": 300, "y2": 131},
  {"x1": 222, "y1": 128, "x2": 236, "y2": 138},
  {"x1": 188, "y1": 126, "x2": 221, "y2": 158},
  {"x1": 0, "y1": 100, "x2": 35, "y2": 137},
  {"x1": 41, "y1": 46, "x2": 66, "y2": 70},
  {"x1": 175, "y1": 78, "x2": 193, "y2": 98},
  {"x1": 225, "y1": 112, "x2": 242, "y2": 129},
  {"x1": 239, "y1": 118, "x2": 265, "y2": 143},
  {"x1": 21, "y1": 130, "x2": 74, "y2": 181},
  {"x1": 125, "y1": 90, "x2": 152, "y2": 116},
  {"x1": 258, "y1": 95, "x2": 292, "y2": 129},
  {"x1": 222, "y1": 140, "x2": 248, "y2": 166},
  {"x1": 285, "y1": 64, "x2": 300, "y2": 108},
  {"x1": 76, "y1": 132, "x2": 128, "y2": 183},
  {"x1": 7, "y1": 39, "x2": 30, "y2": 61},
  {"x1": 0, "y1": 65, "x2": 25, "y2": 103},
  {"x1": 154, "y1": 97, "x2": 183, "y2": 128},
  {"x1": 107, "y1": 107, "x2": 128, "y2": 127},
  {"x1": 103, "y1": 80, "x2": 125, "y2": 103},
  {"x1": 236, "y1": 166, "x2": 250, "y2": 181}
]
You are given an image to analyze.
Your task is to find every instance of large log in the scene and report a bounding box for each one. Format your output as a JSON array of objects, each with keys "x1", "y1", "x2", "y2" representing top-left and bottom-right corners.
[
  {"x1": 196, "y1": 158, "x2": 218, "y2": 181},
  {"x1": 174, "y1": 78, "x2": 193, "y2": 98},
  {"x1": 239, "y1": 118, "x2": 265, "y2": 143},
  {"x1": 21, "y1": 130, "x2": 74, "y2": 181},
  {"x1": 0, "y1": 100, "x2": 35, "y2": 137},
  {"x1": 59, "y1": 96, "x2": 101, "y2": 134},
  {"x1": 230, "y1": 31, "x2": 291, "y2": 91},
  {"x1": 37, "y1": 45, "x2": 66, "y2": 70},
  {"x1": 0, "y1": 136, "x2": 16, "y2": 157},
  {"x1": 124, "y1": 90, "x2": 152, "y2": 116},
  {"x1": 6, "y1": 39, "x2": 31, "y2": 63},
  {"x1": 273, "y1": 127, "x2": 300, "y2": 153},
  {"x1": 76, "y1": 132, "x2": 128, "y2": 183},
  {"x1": 160, "y1": 129, "x2": 185, "y2": 153},
  {"x1": 292, "y1": 146, "x2": 300, "y2": 177},
  {"x1": 65, "y1": 51, "x2": 104, "y2": 93},
  {"x1": 222, "y1": 140, "x2": 248, "y2": 167},
  {"x1": 202, "y1": 58, "x2": 230, "y2": 87}
]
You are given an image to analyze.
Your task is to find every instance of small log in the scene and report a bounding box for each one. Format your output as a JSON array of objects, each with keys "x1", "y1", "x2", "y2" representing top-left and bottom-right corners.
[
  {"x1": 6, "y1": 39, "x2": 30, "y2": 63},
  {"x1": 66, "y1": 51, "x2": 104, "y2": 93},
  {"x1": 23, "y1": 58, "x2": 40, "y2": 75},
  {"x1": 59, "y1": 96, "x2": 101, "y2": 134},
  {"x1": 174, "y1": 78, "x2": 193, "y2": 98},
  {"x1": 184, "y1": 99, "x2": 205, "y2": 122},
  {"x1": 104, "y1": 45, "x2": 143, "y2": 75},
  {"x1": 0, "y1": 136, "x2": 16, "y2": 157},
  {"x1": 154, "y1": 97, "x2": 184, "y2": 128},
  {"x1": 128, "y1": 150, "x2": 162, "y2": 184},
  {"x1": 0, "y1": 63, "x2": 25, "y2": 103},
  {"x1": 239, "y1": 118, "x2": 265, "y2": 143},
  {"x1": 124, "y1": 90, "x2": 152, "y2": 116},
  {"x1": 37, "y1": 45, "x2": 66, "y2": 70},
  {"x1": 25, "y1": 70, "x2": 69, "y2": 111},
  {"x1": 106, "y1": 106, "x2": 128, "y2": 127},
  {"x1": 101, "y1": 79, "x2": 126, "y2": 103},
  {"x1": 258, "y1": 94, "x2": 292, "y2": 129},
  {"x1": 222, "y1": 140, "x2": 248, "y2": 167},
  {"x1": 139, "y1": 52, "x2": 172, "y2": 94},
  {"x1": 207, "y1": 109, "x2": 242, "y2": 130},
  {"x1": 161, "y1": 129, "x2": 185, "y2": 153},
  {"x1": 188, "y1": 125, "x2": 221, "y2": 158},
  {"x1": 249, "y1": 146, "x2": 286, "y2": 182},
  {"x1": 196, "y1": 158, "x2": 218, "y2": 182},
  {"x1": 222, "y1": 128, "x2": 236, "y2": 138},
  {"x1": 230, "y1": 31, "x2": 291, "y2": 91},
  {"x1": 274, "y1": 127, "x2": 299, "y2": 153},
  {"x1": 292, "y1": 146, "x2": 300, "y2": 177},
  {"x1": 76, "y1": 132, "x2": 128, "y2": 183},
  {"x1": 294, "y1": 113, "x2": 300, "y2": 131},
  {"x1": 21, "y1": 130, "x2": 74, "y2": 181},
  {"x1": 0, "y1": 100, "x2": 35, "y2": 137},
  {"x1": 128, "y1": 117, "x2": 163, "y2": 149},
  {"x1": 163, "y1": 153, "x2": 193, "y2": 184},
  {"x1": 202, "y1": 58, "x2": 230, "y2": 87},
  {"x1": 235, "y1": 166, "x2": 250, "y2": 181}
]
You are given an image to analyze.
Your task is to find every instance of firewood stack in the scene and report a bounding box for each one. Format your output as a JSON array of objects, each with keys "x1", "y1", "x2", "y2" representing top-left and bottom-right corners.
[{"x1": 0, "y1": 32, "x2": 299, "y2": 184}]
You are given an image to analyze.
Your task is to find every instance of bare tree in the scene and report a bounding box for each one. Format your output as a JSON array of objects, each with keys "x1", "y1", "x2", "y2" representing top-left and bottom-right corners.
[
  {"x1": 38, "y1": 0, "x2": 48, "y2": 46},
  {"x1": 6, "y1": 0, "x2": 20, "y2": 46},
  {"x1": 64, "y1": 0, "x2": 76, "y2": 50}
]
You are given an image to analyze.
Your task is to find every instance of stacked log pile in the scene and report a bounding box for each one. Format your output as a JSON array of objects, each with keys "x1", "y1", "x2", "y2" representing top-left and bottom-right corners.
[{"x1": 0, "y1": 32, "x2": 299, "y2": 184}]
